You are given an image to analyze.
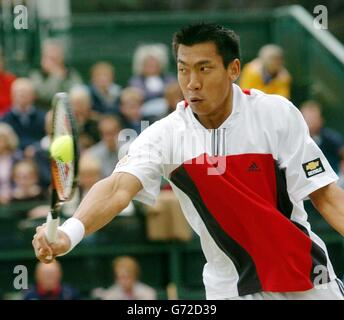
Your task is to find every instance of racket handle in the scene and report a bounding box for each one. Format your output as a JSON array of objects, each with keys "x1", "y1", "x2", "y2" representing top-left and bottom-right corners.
[{"x1": 46, "y1": 212, "x2": 60, "y2": 244}]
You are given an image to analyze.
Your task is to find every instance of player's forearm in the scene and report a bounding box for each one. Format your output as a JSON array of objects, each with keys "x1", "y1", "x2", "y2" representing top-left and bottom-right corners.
[
  {"x1": 73, "y1": 175, "x2": 133, "y2": 236},
  {"x1": 310, "y1": 183, "x2": 344, "y2": 236}
]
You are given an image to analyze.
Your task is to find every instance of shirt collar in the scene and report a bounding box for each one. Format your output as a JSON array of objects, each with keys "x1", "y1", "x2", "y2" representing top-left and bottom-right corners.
[{"x1": 185, "y1": 83, "x2": 242, "y2": 130}]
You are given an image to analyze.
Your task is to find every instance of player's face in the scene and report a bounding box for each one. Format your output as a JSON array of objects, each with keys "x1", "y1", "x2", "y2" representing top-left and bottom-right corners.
[{"x1": 177, "y1": 42, "x2": 239, "y2": 117}]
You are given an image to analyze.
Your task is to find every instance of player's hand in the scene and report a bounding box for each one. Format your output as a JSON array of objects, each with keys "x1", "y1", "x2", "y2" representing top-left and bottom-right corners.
[{"x1": 32, "y1": 224, "x2": 71, "y2": 263}]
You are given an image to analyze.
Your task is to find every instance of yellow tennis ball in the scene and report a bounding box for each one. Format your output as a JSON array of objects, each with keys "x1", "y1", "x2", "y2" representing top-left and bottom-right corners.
[{"x1": 50, "y1": 135, "x2": 73, "y2": 163}]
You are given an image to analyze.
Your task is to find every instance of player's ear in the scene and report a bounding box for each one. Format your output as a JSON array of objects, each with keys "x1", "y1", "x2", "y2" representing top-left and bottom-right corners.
[{"x1": 227, "y1": 59, "x2": 241, "y2": 82}]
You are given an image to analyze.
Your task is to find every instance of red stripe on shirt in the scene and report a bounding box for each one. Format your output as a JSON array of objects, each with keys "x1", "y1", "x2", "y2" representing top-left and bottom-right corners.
[{"x1": 183, "y1": 153, "x2": 314, "y2": 292}]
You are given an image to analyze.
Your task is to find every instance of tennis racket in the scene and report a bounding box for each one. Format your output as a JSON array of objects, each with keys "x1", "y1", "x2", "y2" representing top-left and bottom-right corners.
[{"x1": 46, "y1": 92, "x2": 79, "y2": 245}]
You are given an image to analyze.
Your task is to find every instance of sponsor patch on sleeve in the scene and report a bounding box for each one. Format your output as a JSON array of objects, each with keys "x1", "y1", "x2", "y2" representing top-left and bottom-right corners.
[{"x1": 302, "y1": 158, "x2": 325, "y2": 178}]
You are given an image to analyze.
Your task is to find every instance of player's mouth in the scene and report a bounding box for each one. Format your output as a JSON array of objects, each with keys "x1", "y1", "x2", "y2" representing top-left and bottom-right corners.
[{"x1": 189, "y1": 97, "x2": 204, "y2": 104}]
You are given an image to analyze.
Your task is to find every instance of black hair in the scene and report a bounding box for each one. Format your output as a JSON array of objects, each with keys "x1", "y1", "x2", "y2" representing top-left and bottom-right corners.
[{"x1": 172, "y1": 22, "x2": 240, "y2": 68}]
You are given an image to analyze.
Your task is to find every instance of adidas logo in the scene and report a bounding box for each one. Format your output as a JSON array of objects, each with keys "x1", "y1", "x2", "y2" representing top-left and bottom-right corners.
[{"x1": 248, "y1": 162, "x2": 260, "y2": 172}]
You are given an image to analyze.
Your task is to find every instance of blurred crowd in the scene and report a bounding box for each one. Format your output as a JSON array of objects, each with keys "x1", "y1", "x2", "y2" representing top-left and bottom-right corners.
[
  {"x1": 0, "y1": 40, "x2": 183, "y2": 215},
  {"x1": 1, "y1": 39, "x2": 344, "y2": 300},
  {"x1": 21, "y1": 256, "x2": 156, "y2": 301}
]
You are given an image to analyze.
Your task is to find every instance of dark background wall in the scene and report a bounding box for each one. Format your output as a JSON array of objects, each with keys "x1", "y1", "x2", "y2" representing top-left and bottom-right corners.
[{"x1": 71, "y1": 0, "x2": 344, "y2": 44}]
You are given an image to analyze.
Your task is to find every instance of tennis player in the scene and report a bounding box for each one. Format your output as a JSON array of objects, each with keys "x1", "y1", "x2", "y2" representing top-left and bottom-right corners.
[{"x1": 33, "y1": 23, "x2": 344, "y2": 300}]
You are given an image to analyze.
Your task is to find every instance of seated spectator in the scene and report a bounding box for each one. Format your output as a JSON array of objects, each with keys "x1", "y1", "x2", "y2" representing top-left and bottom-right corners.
[
  {"x1": 239, "y1": 44, "x2": 291, "y2": 99},
  {"x1": 300, "y1": 100, "x2": 344, "y2": 173},
  {"x1": 1, "y1": 78, "x2": 46, "y2": 150},
  {"x1": 25, "y1": 111, "x2": 53, "y2": 188},
  {"x1": 0, "y1": 123, "x2": 22, "y2": 204},
  {"x1": 77, "y1": 153, "x2": 103, "y2": 198},
  {"x1": 89, "y1": 62, "x2": 122, "y2": 114},
  {"x1": 69, "y1": 86, "x2": 100, "y2": 151},
  {"x1": 142, "y1": 81, "x2": 183, "y2": 120},
  {"x1": 162, "y1": 81, "x2": 184, "y2": 117},
  {"x1": 87, "y1": 115, "x2": 122, "y2": 178},
  {"x1": 62, "y1": 153, "x2": 102, "y2": 217},
  {"x1": 11, "y1": 159, "x2": 47, "y2": 206},
  {"x1": 0, "y1": 47, "x2": 16, "y2": 116},
  {"x1": 129, "y1": 44, "x2": 175, "y2": 103},
  {"x1": 145, "y1": 189, "x2": 193, "y2": 242},
  {"x1": 30, "y1": 39, "x2": 83, "y2": 109},
  {"x1": 92, "y1": 256, "x2": 156, "y2": 300},
  {"x1": 23, "y1": 260, "x2": 79, "y2": 300},
  {"x1": 118, "y1": 87, "x2": 146, "y2": 135}
]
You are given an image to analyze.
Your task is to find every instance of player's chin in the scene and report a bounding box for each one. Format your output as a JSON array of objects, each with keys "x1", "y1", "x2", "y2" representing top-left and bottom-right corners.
[{"x1": 189, "y1": 101, "x2": 208, "y2": 114}]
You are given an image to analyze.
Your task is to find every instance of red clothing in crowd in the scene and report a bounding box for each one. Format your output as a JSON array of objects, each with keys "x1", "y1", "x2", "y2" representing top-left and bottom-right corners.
[{"x1": 0, "y1": 71, "x2": 16, "y2": 116}]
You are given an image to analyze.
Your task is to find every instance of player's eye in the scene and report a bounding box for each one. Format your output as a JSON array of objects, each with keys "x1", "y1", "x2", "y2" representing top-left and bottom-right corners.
[
  {"x1": 178, "y1": 67, "x2": 187, "y2": 73},
  {"x1": 200, "y1": 66, "x2": 211, "y2": 72}
]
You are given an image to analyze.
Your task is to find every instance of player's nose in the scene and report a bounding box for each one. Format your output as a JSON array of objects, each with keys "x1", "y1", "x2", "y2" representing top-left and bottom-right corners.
[{"x1": 187, "y1": 73, "x2": 201, "y2": 91}]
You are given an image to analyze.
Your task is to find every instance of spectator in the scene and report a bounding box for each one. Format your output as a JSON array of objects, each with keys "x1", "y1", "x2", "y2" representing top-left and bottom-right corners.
[
  {"x1": 129, "y1": 44, "x2": 175, "y2": 102},
  {"x1": 162, "y1": 81, "x2": 184, "y2": 117},
  {"x1": 62, "y1": 153, "x2": 102, "y2": 217},
  {"x1": 30, "y1": 39, "x2": 83, "y2": 109},
  {"x1": 92, "y1": 256, "x2": 156, "y2": 300},
  {"x1": 23, "y1": 260, "x2": 79, "y2": 300},
  {"x1": 89, "y1": 62, "x2": 122, "y2": 114},
  {"x1": 300, "y1": 100, "x2": 344, "y2": 173},
  {"x1": 87, "y1": 115, "x2": 122, "y2": 178},
  {"x1": 0, "y1": 123, "x2": 22, "y2": 204},
  {"x1": 118, "y1": 87, "x2": 146, "y2": 135},
  {"x1": 1, "y1": 78, "x2": 46, "y2": 150},
  {"x1": 239, "y1": 44, "x2": 291, "y2": 99},
  {"x1": 11, "y1": 159, "x2": 47, "y2": 205},
  {"x1": 69, "y1": 86, "x2": 100, "y2": 151},
  {"x1": 0, "y1": 47, "x2": 16, "y2": 116},
  {"x1": 78, "y1": 153, "x2": 102, "y2": 198},
  {"x1": 25, "y1": 111, "x2": 53, "y2": 188},
  {"x1": 146, "y1": 189, "x2": 193, "y2": 242},
  {"x1": 142, "y1": 81, "x2": 183, "y2": 120}
]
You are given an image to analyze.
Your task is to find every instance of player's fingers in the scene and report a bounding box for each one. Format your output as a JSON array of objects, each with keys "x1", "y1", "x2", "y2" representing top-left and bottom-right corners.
[
  {"x1": 32, "y1": 238, "x2": 50, "y2": 263},
  {"x1": 35, "y1": 223, "x2": 46, "y2": 233},
  {"x1": 33, "y1": 229, "x2": 48, "y2": 247},
  {"x1": 38, "y1": 248, "x2": 55, "y2": 263},
  {"x1": 33, "y1": 232, "x2": 53, "y2": 259},
  {"x1": 34, "y1": 245, "x2": 54, "y2": 263}
]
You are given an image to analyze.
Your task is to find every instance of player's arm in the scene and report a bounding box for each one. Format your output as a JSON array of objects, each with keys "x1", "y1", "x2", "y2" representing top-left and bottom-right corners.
[
  {"x1": 33, "y1": 172, "x2": 142, "y2": 262},
  {"x1": 309, "y1": 182, "x2": 344, "y2": 236},
  {"x1": 74, "y1": 172, "x2": 142, "y2": 235}
]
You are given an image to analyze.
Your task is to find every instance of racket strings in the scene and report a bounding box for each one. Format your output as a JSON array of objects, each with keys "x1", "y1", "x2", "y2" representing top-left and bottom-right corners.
[{"x1": 52, "y1": 98, "x2": 77, "y2": 201}]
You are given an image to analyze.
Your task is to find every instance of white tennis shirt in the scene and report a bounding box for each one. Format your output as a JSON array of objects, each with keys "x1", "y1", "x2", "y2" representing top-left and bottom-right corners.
[{"x1": 114, "y1": 83, "x2": 338, "y2": 299}]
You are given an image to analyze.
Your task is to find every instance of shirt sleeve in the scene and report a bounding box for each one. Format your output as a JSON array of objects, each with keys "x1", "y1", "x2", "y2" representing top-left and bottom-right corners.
[
  {"x1": 278, "y1": 103, "x2": 338, "y2": 202},
  {"x1": 112, "y1": 121, "x2": 166, "y2": 205}
]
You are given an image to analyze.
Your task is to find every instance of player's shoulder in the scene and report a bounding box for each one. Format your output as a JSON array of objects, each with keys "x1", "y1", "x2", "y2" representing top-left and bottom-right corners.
[
  {"x1": 153, "y1": 100, "x2": 190, "y2": 128},
  {"x1": 241, "y1": 86, "x2": 296, "y2": 118},
  {"x1": 136, "y1": 103, "x2": 186, "y2": 141}
]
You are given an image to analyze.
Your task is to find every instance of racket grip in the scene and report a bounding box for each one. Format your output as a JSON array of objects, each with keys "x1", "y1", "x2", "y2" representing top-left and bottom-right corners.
[{"x1": 46, "y1": 212, "x2": 60, "y2": 244}]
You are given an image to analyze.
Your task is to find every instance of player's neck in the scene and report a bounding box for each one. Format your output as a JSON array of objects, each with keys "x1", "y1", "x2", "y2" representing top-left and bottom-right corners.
[{"x1": 195, "y1": 90, "x2": 233, "y2": 129}]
